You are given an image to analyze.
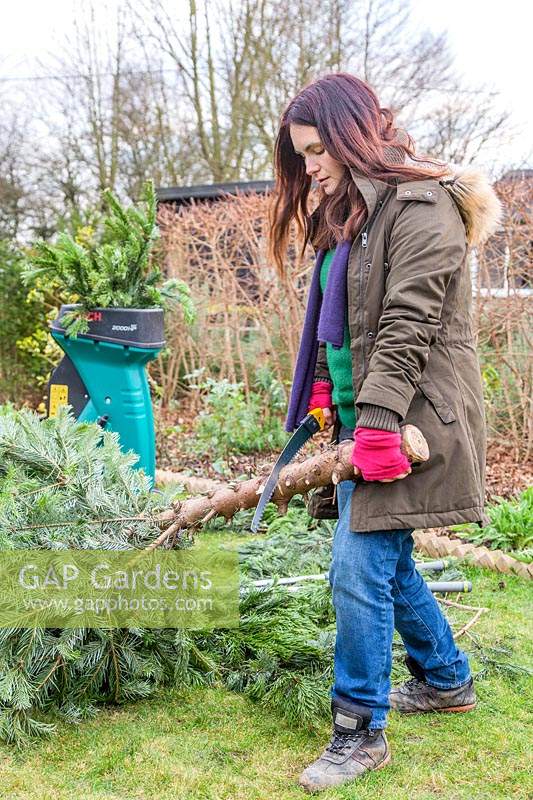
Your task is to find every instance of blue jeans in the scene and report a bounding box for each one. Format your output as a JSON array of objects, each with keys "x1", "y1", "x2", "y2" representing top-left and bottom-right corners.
[{"x1": 330, "y1": 480, "x2": 471, "y2": 730}]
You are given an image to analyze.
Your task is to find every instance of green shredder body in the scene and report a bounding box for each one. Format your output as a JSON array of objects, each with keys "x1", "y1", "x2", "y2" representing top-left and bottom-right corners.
[{"x1": 47, "y1": 305, "x2": 165, "y2": 484}]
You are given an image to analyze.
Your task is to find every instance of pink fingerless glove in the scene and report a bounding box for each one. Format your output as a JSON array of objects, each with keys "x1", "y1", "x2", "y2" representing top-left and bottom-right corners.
[
  {"x1": 351, "y1": 427, "x2": 411, "y2": 481},
  {"x1": 307, "y1": 380, "x2": 333, "y2": 412}
]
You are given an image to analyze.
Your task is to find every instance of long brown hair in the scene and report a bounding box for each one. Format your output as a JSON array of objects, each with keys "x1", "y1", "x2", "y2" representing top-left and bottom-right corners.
[{"x1": 269, "y1": 72, "x2": 448, "y2": 271}]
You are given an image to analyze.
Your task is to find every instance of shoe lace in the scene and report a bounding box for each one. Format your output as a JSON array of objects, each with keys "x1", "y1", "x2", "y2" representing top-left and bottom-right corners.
[
  {"x1": 403, "y1": 677, "x2": 426, "y2": 692},
  {"x1": 326, "y1": 731, "x2": 364, "y2": 755}
]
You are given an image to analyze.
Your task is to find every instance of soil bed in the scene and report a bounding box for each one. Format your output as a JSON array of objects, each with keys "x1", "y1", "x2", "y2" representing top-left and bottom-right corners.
[{"x1": 156, "y1": 405, "x2": 532, "y2": 502}]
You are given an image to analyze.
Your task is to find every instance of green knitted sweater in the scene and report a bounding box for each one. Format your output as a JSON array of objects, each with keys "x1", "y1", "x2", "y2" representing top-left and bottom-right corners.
[{"x1": 320, "y1": 249, "x2": 356, "y2": 428}]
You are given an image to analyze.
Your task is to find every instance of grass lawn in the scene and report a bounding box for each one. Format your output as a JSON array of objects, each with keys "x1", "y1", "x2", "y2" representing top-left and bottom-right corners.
[{"x1": 0, "y1": 566, "x2": 531, "y2": 800}]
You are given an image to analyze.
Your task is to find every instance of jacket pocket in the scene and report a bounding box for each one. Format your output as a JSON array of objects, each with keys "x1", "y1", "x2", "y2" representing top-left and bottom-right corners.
[
  {"x1": 307, "y1": 483, "x2": 339, "y2": 520},
  {"x1": 417, "y1": 379, "x2": 456, "y2": 424}
]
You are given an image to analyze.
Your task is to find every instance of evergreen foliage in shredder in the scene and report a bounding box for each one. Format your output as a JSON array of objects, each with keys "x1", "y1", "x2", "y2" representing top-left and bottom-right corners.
[{"x1": 22, "y1": 180, "x2": 195, "y2": 336}]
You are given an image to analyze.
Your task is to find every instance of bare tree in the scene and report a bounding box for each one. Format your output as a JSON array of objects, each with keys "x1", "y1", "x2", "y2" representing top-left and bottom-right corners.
[
  {"x1": 415, "y1": 84, "x2": 512, "y2": 166},
  {"x1": 132, "y1": 0, "x2": 511, "y2": 182},
  {"x1": 130, "y1": 0, "x2": 265, "y2": 181},
  {"x1": 1, "y1": 0, "x2": 515, "y2": 242},
  {"x1": 241, "y1": 0, "x2": 352, "y2": 170},
  {"x1": 22, "y1": 3, "x2": 196, "y2": 233},
  {"x1": 49, "y1": 6, "x2": 127, "y2": 198},
  {"x1": 0, "y1": 111, "x2": 27, "y2": 240},
  {"x1": 347, "y1": 0, "x2": 453, "y2": 112}
]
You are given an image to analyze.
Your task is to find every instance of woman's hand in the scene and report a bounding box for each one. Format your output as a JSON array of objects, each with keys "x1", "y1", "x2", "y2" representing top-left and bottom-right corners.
[
  {"x1": 351, "y1": 427, "x2": 411, "y2": 482},
  {"x1": 308, "y1": 381, "x2": 336, "y2": 429},
  {"x1": 321, "y1": 407, "x2": 336, "y2": 429}
]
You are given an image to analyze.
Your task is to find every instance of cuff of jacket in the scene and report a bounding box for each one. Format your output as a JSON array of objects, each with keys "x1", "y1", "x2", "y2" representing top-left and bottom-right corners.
[
  {"x1": 356, "y1": 404, "x2": 401, "y2": 432},
  {"x1": 313, "y1": 376, "x2": 333, "y2": 384},
  {"x1": 356, "y1": 377, "x2": 413, "y2": 421}
]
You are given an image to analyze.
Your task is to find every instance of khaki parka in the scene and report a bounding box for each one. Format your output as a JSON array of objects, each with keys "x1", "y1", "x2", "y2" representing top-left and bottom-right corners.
[{"x1": 314, "y1": 167, "x2": 501, "y2": 532}]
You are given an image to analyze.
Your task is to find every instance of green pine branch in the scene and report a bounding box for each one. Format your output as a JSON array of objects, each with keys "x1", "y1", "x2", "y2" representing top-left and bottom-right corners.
[
  {"x1": 0, "y1": 405, "x2": 518, "y2": 746},
  {"x1": 22, "y1": 181, "x2": 195, "y2": 337}
]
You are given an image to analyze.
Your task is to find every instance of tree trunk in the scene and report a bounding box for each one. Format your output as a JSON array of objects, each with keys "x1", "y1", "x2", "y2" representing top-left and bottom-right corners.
[{"x1": 147, "y1": 425, "x2": 428, "y2": 550}]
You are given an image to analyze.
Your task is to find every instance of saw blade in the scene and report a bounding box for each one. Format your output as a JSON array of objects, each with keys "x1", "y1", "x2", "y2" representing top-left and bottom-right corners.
[{"x1": 251, "y1": 417, "x2": 320, "y2": 533}]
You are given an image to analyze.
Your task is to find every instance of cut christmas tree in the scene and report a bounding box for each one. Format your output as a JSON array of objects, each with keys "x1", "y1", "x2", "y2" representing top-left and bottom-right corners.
[{"x1": 0, "y1": 407, "x2": 490, "y2": 745}]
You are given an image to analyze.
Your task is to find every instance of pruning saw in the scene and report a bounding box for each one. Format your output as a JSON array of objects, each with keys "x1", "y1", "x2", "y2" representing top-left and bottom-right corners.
[
  {"x1": 250, "y1": 408, "x2": 325, "y2": 532},
  {"x1": 250, "y1": 412, "x2": 431, "y2": 533}
]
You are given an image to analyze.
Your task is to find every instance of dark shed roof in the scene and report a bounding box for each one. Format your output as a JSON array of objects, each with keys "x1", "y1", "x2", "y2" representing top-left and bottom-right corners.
[{"x1": 156, "y1": 179, "x2": 275, "y2": 205}]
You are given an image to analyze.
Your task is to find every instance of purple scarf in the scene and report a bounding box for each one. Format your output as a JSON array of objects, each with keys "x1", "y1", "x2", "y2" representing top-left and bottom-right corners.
[{"x1": 285, "y1": 239, "x2": 353, "y2": 432}]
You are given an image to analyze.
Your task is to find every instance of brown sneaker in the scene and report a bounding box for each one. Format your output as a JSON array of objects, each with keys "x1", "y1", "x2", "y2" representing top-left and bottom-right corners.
[
  {"x1": 298, "y1": 699, "x2": 391, "y2": 793},
  {"x1": 390, "y1": 657, "x2": 476, "y2": 714}
]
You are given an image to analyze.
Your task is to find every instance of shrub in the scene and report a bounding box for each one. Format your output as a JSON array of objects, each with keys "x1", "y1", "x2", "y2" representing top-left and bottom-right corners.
[
  {"x1": 191, "y1": 370, "x2": 288, "y2": 459},
  {"x1": 154, "y1": 191, "x2": 310, "y2": 409},
  {"x1": 0, "y1": 241, "x2": 61, "y2": 403},
  {"x1": 477, "y1": 323, "x2": 531, "y2": 461},
  {"x1": 452, "y1": 486, "x2": 533, "y2": 555}
]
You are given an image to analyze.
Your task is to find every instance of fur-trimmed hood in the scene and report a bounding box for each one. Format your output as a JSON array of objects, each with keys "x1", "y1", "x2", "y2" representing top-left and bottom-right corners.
[
  {"x1": 350, "y1": 153, "x2": 503, "y2": 249},
  {"x1": 440, "y1": 167, "x2": 502, "y2": 247},
  {"x1": 387, "y1": 132, "x2": 502, "y2": 247}
]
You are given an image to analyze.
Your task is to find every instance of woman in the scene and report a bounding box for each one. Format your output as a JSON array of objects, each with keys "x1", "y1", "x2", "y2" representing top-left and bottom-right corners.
[{"x1": 269, "y1": 73, "x2": 500, "y2": 792}]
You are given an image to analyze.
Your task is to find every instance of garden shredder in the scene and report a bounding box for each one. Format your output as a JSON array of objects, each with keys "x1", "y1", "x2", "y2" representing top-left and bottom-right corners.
[{"x1": 46, "y1": 303, "x2": 165, "y2": 484}]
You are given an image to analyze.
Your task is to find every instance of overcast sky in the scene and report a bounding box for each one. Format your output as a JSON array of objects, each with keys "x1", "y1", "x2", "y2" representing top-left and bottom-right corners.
[
  {"x1": 410, "y1": 0, "x2": 531, "y2": 167},
  {"x1": 1, "y1": 0, "x2": 531, "y2": 168}
]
